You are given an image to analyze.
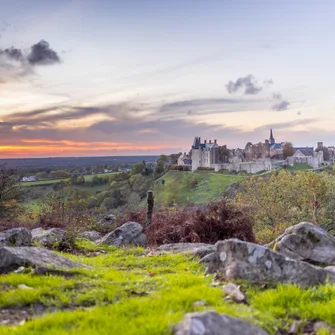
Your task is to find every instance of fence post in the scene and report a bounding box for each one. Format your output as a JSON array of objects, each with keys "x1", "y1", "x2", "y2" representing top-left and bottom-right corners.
[{"x1": 147, "y1": 190, "x2": 154, "y2": 225}]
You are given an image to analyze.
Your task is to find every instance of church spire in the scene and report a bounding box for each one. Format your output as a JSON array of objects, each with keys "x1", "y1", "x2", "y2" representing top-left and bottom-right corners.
[{"x1": 270, "y1": 128, "x2": 275, "y2": 145}]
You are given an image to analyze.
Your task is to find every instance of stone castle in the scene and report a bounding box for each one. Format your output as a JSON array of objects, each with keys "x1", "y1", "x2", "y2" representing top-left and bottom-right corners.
[{"x1": 183, "y1": 129, "x2": 326, "y2": 173}]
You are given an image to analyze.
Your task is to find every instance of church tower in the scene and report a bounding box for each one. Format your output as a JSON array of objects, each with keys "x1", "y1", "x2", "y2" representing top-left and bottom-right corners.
[{"x1": 269, "y1": 128, "x2": 275, "y2": 146}]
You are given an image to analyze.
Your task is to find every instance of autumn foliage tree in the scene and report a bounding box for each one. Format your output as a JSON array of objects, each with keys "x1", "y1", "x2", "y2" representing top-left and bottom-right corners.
[
  {"x1": 233, "y1": 170, "x2": 335, "y2": 242},
  {"x1": 282, "y1": 142, "x2": 295, "y2": 158}
]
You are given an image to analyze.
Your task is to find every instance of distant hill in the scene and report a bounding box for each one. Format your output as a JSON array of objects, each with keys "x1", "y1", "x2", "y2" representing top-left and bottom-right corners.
[{"x1": 0, "y1": 155, "x2": 159, "y2": 170}]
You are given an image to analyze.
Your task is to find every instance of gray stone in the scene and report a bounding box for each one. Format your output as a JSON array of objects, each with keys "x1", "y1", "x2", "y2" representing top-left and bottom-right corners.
[
  {"x1": 207, "y1": 239, "x2": 335, "y2": 287},
  {"x1": 0, "y1": 228, "x2": 32, "y2": 247},
  {"x1": 97, "y1": 222, "x2": 146, "y2": 247},
  {"x1": 267, "y1": 222, "x2": 335, "y2": 265},
  {"x1": 79, "y1": 231, "x2": 102, "y2": 241},
  {"x1": 174, "y1": 311, "x2": 269, "y2": 335},
  {"x1": 157, "y1": 243, "x2": 215, "y2": 258},
  {"x1": 0, "y1": 247, "x2": 87, "y2": 274},
  {"x1": 31, "y1": 228, "x2": 66, "y2": 247},
  {"x1": 199, "y1": 252, "x2": 215, "y2": 264},
  {"x1": 222, "y1": 283, "x2": 246, "y2": 303}
]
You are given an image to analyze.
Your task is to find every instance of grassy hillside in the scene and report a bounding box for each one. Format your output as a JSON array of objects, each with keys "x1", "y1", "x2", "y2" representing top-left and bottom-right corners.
[
  {"x1": 152, "y1": 171, "x2": 247, "y2": 207},
  {"x1": 0, "y1": 243, "x2": 334, "y2": 334}
]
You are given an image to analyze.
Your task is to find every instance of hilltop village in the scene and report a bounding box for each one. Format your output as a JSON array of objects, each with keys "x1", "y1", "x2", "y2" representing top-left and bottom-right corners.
[{"x1": 178, "y1": 129, "x2": 331, "y2": 173}]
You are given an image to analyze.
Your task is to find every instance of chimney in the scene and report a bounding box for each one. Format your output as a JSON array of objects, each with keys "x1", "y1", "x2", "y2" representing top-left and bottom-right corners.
[
  {"x1": 199, "y1": 137, "x2": 201, "y2": 143},
  {"x1": 204, "y1": 140, "x2": 207, "y2": 144},
  {"x1": 209, "y1": 140, "x2": 212, "y2": 144},
  {"x1": 214, "y1": 139, "x2": 217, "y2": 144}
]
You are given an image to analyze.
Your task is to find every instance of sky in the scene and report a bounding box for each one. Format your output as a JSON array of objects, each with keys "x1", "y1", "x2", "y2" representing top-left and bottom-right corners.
[{"x1": 0, "y1": 0, "x2": 335, "y2": 158}]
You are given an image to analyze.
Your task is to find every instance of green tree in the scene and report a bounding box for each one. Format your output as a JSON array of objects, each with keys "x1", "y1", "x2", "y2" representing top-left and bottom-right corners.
[
  {"x1": 0, "y1": 165, "x2": 24, "y2": 219},
  {"x1": 131, "y1": 163, "x2": 145, "y2": 175},
  {"x1": 70, "y1": 174, "x2": 85, "y2": 185}
]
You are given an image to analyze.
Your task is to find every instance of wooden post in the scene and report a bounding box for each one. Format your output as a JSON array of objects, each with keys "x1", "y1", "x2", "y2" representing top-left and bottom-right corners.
[{"x1": 147, "y1": 190, "x2": 154, "y2": 225}]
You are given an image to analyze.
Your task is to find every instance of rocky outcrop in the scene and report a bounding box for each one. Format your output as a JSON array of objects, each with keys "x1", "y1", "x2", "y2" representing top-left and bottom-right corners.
[
  {"x1": 0, "y1": 228, "x2": 32, "y2": 247},
  {"x1": 206, "y1": 238, "x2": 335, "y2": 287},
  {"x1": 79, "y1": 231, "x2": 102, "y2": 241},
  {"x1": 97, "y1": 222, "x2": 146, "y2": 247},
  {"x1": 0, "y1": 246, "x2": 87, "y2": 274},
  {"x1": 31, "y1": 228, "x2": 66, "y2": 248},
  {"x1": 157, "y1": 243, "x2": 215, "y2": 258},
  {"x1": 174, "y1": 312, "x2": 269, "y2": 335},
  {"x1": 266, "y1": 222, "x2": 335, "y2": 266}
]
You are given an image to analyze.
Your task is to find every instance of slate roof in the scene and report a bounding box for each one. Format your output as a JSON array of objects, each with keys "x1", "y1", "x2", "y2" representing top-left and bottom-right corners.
[
  {"x1": 299, "y1": 149, "x2": 314, "y2": 157},
  {"x1": 294, "y1": 147, "x2": 314, "y2": 151},
  {"x1": 270, "y1": 143, "x2": 282, "y2": 149}
]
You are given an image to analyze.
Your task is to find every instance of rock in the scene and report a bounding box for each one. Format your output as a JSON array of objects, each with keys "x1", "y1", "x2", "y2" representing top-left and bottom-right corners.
[
  {"x1": 17, "y1": 284, "x2": 33, "y2": 290},
  {"x1": 222, "y1": 283, "x2": 246, "y2": 303},
  {"x1": 267, "y1": 222, "x2": 335, "y2": 266},
  {"x1": 157, "y1": 243, "x2": 216, "y2": 258},
  {"x1": 31, "y1": 228, "x2": 66, "y2": 248},
  {"x1": 79, "y1": 231, "x2": 102, "y2": 241},
  {"x1": 206, "y1": 239, "x2": 335, "y2": 287},
  {"x1": 0, "y1": 246, "x2": 87, "y2": 274},
  {"x1": 97, "y1": 222, "x2": 146, "y2": 247},
  {"x1": 325, "y1": 266, "x2": 335, "y2": 274},
  {"x1": 0, "y1": 228, "x2": 32, "y2": 247},
  {"x1": 174, "y1": 311, "x2": 269, "y2": 335},
  {"x1": 288, "y1": 321, "x2": 302, "y2": 334},
  {"x1": 199, "y1": 252, "x2": 215, "y2": 264},
  {"x1": 191, "y1": 301, "x2": 208, "y2": 308}
]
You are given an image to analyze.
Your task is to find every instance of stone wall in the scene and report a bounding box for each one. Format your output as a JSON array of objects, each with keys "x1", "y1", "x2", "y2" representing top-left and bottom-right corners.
[{"x1": 212, "y1": 159, "x2": 272, "y2": 174}]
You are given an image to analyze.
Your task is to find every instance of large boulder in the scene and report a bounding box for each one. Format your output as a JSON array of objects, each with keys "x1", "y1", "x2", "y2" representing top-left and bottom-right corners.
[
  {"x1": 157, "y1": 243, "x2": 216, "y2": 258},
  {"x1": 31, "y1": 228, "x2": 66, "y2": 248},
  {"x1": 174, "y1": 312, "x2": 269, "y2": 335},
  {"x1": 0, "y1": 228, "x2": 32, "y2": 247},
  {"x1": 206, "y1": 238, "x2": 335, "y2": 287},
  {"x1": 79, "y1": 230, "x2": 102, "y2": 241},
  {"x1": 97, "y1": 222, "x2": 146, "y2": 247},
  {"x1": 0, "y1": 247, "x2": 87, "y2": 274},
  {"x1": 267, "y1": 222, "x2": 335, "y2": 265}
]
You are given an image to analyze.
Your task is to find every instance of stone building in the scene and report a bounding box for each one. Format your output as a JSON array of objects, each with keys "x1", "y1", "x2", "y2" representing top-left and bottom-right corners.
[
  {"x1": 177, "y1": 152, "x2": 192, "y2": 166},
  {"x1": 245, "y1": 129, "x2": 283, "y2": 160},
  {"x1": 191, "y1": 137, "x2": 219, "y2": 171}
]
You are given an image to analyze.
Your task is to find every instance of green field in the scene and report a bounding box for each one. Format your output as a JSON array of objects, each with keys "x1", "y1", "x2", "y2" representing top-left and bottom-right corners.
[
  {"x1": 21, "y1": 172, "x2": 118, "y2": 187},
  {"x1": 152, "y1": 170, "x2": 247, "y2": 207}
]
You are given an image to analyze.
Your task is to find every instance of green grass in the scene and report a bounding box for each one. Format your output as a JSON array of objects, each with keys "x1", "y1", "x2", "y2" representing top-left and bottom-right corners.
[
  {"x1": 21, "y1": 179, "x2": 69, "y2": 187},
  {"x1": 284, "y1": 163, "x2": 313, "y2": 171},
  {"x1": 152, "y1": 170, "x2": 247, "y2": 206},
  {"x1": 0, "y1": 242, "x2": 334, "y2": 334},
  {"x1": 21, "y1": 173, "x2": 118, "y2": 187}
]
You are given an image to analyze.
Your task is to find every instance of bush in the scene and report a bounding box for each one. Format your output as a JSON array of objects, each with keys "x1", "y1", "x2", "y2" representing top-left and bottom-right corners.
[{"x1": 118, "y1": 201, "x2": 255, "y2": 246}]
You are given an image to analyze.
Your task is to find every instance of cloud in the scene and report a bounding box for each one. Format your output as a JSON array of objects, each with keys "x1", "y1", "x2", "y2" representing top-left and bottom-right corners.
[
  {"x1": 254, "y1": 118, "x2": 316, "y2": 132},
  {"x1": 0, "y1": 40, "x2": 61, "y2": 83},
  {"x1": 226, "y1": 74, "x2": 263, "y2": 95},
  {"x1": 27, "y1": 40, "x2": 60, "y2": 65},
  {"x1": 159, "y1": 97, "x2": 267, "y2": 116},
  {"x1": 272, "y1": 100, "x2": 290, "y2": 111},
  {"x1": 272, "y1": 92, "x2": 282, "y2": 100},
  {"x1": 1, "y1": 47, "x2": 24, "y2": 62}
]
